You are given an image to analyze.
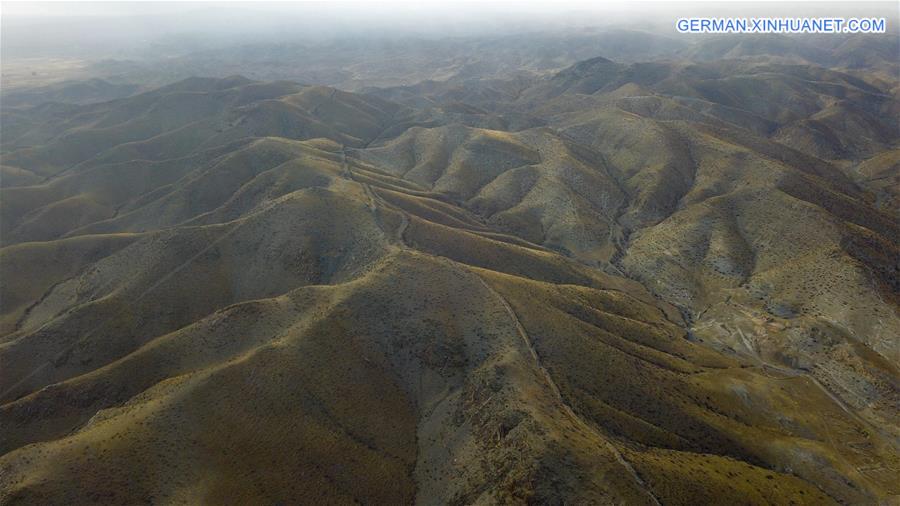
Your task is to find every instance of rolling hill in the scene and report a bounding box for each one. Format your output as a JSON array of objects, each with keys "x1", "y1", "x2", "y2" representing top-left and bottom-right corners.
[{"x1": 1, "y1": 34, "x2": 898, "y2": 505}]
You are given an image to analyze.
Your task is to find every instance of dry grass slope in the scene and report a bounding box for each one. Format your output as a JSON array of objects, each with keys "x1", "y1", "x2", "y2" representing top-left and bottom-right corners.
[{"x1": 1, "y1": 67, "x2": 897, "y2": 505}]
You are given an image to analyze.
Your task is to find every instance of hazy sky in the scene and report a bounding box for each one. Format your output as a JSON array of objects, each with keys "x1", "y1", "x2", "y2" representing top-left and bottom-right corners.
[
  {"x1": 2, "y1": 1, "x2": 897, "y2": 60},
  {"x1": 5, "y1": 1, "x2": 898, "y2": 18}
]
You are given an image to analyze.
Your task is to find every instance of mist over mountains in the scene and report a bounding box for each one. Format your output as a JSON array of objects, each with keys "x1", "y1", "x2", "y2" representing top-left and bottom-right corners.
[{"x1": 1, "y1": 2, "x2": 898, "y2": 505}]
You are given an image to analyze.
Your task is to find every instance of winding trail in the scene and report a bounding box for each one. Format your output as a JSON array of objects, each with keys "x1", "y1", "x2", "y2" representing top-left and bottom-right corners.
[
  {"x1": 473, "y1": 274, "x2": 663, "y2": 506},
  {"x1": 342, "y1": 142, "x2": 660, "y2": 504},
  {"x1": 341, "y1": 139, "x2": 872, "y2": 503},
  {"x1": 341, "y1": 146, "x2": 409, "y2": 245},
  {"x1": 756, "y1": 362, "x2": 889, "y2": 502},
  {"x1": 760, "y1": 363, "x2": 889, "y2": 440}
]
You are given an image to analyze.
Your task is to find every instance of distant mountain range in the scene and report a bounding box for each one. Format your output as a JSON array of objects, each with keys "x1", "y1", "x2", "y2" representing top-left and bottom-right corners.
[{"x1": 1, "y1": 30, "x2": 898, "y2": 505}]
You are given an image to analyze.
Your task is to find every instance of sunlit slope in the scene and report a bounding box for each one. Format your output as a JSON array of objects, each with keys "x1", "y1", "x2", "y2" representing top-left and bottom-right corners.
[
  {"x1": 363, "y1": 58, "x2": 899, "y2": 501},
  {"x1": 516, "y1": 57, "x2": 899, "y2": 164},
  {"x1": 4, "y1": 211, "x2": 895, "y2": 504},
  {"x1": 358, "y1": 124, "x2": 627, "y2": 264},
  {"x1": 1, "y1": 73, "x2": 898, "y2": 505},
  {"x1": 511, "y1": 61, "x2": 900, "y2": 450},
  {"x1": 3, "y1": 219, "x2": 894, "y2": 503}
]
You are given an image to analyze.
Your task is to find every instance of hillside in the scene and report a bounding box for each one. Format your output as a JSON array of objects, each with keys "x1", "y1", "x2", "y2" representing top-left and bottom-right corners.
[{"x1": 1, "y1": 35, "x2": 898, "y2": 505}]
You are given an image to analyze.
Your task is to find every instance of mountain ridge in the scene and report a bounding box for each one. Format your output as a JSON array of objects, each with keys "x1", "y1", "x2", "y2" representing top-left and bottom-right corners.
[{"x1": 1, "y1": 40, "x2": 898, "y2": 504}]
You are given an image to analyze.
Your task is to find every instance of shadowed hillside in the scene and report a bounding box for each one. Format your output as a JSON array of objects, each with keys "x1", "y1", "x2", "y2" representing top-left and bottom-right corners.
[{"x1": 1, "y1": 28, "x2": 898, "y2": 504}]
